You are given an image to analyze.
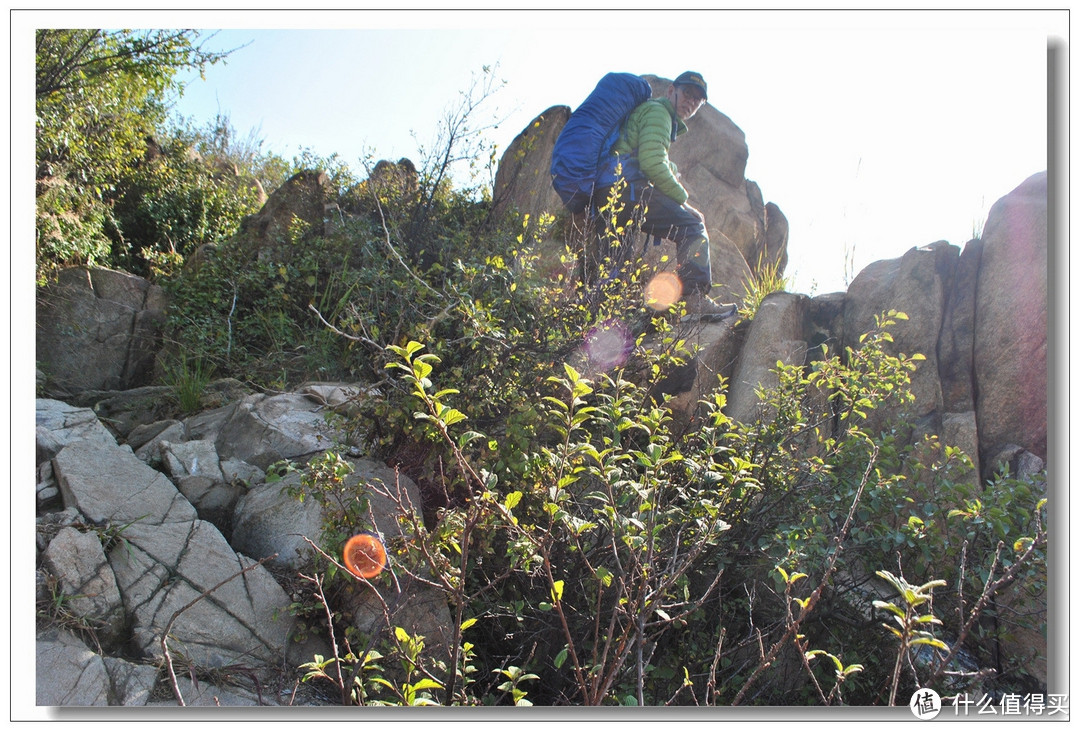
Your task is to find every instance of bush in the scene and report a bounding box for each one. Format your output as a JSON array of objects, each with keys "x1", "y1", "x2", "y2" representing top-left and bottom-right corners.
[
  {"x1": 109, "y1": 134, "x2": 265, "y2": 278},
  {"x1": 35, "y1": 30, "x2": 228, "y2": 282},
  {"x1": 35, "y1": 175, "x2": 114, "y2": 284},
  {"x1": 285, "y1": 304, "x2": 1046, "y2": 707}
]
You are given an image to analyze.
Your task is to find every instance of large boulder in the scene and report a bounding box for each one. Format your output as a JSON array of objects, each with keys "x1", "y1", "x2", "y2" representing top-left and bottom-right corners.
[
  {"x1": 36, "y1": 629, "x2": 113, "y2": 706},
  {"x1": 36, "y1": 399, "x2": 117, "y2": 464},
  {"x1": 842, "y1": 240, "x2": 959, "y2": 430},
  {"x1": 490, "y1": 104, "x2": 577, "y2": 288},
  {"x1": 158, "y1": 438, "x2": 242, "y2": 531},
  {"x1": 233, "y1": 169, "x2": 329, "y2": 264},
  {"x1": 938, "y1": 239, "x2": 982, "y2": 413},
  {"x1": 940, "y1": 410, "x2": 982, "y2": 490},
  {"x1": 703, "y1": 229, "x2": 758, "y2": 306},
  {"x1": 231, "y1": 457, "x2": 424, "y2": 572},
  {"x1": 492, "y1": 105, "x2": 568, "y2": 229},
  {"x1": 36, "y1": 267, "x2": 167, "y2": 397},
  {"x1": 52, "y1": 439, "x2": 197, "y2": 526},
  {"x1": 658, "y1": 317, "x2": 745, "y2": 432},
  {"x1": 102, "y1": 656, "x2": 161, "y2": 706},
  {"x1": 71, "y1": 378, "x2": 250, "y2": 444},
  {"x1": 726, "y1": 292, "x2": 810, "y2": 424},
  {"x1": 189, "y1": 392, "x2": 344, "y2": 471},
  {"x1": 229, "y1": 471, "x2": 325, "y2": 572},
  {"x1": 763, "y1": 201, "x2": 790, "y2": 275},
  {"x1": 108, "y1": 518, "x2": 297, "y2": 668},
  {"x1": 41, "y1": 526, "x2": 126, "y2": 647},
  {"x1": 972, "y1": 171, "x2": 1047, "y2": 468}
]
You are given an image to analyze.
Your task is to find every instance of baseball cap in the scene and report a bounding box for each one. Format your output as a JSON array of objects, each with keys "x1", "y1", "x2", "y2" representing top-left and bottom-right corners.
[{"x1": 673, "y1": 71, "x2": 708, "y2": 100}]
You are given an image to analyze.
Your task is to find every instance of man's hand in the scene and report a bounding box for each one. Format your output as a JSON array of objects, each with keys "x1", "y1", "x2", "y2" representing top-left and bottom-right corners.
[{"x1": 683, "y1": 203, "x2": 705, "y2": 222}]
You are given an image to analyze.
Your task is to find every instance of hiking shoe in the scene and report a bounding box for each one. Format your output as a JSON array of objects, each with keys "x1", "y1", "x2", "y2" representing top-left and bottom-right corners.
[{"x1": 681, "y1": 293, "x2": 738, "y2": 322}]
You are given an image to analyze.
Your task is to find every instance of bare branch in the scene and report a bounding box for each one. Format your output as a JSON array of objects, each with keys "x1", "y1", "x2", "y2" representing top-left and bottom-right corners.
[{"x1": 732, "y1": 443, "x2": 879, "y2": 706}]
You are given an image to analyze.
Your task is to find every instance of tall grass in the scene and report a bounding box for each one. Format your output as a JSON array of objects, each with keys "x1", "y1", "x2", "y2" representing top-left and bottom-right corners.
[{"x1": 738, "y1": 250, "x2": 790, "y2": 320}]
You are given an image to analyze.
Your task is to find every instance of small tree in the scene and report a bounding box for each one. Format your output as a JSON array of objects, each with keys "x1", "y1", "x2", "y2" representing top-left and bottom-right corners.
[{"x1": 35, "y1": 29, "x2": 229, "y2": 280}]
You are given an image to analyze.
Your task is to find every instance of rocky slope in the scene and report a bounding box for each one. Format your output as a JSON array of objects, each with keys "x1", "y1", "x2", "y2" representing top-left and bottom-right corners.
[{"x1": 32, "y1": 83, "x2": 1049, "y2": 704}]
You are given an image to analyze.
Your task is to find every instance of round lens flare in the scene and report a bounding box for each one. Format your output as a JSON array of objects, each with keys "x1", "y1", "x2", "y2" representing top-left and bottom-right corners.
[
  {"x1": 644, "y1": 272, "x2": 683, "y2": 311},
  {"x1": 343, "y1": 532, "x2": 388, "y2": 580},
  {"x1": 583, "y1": 320, "x2": 632, "y2": 372}
]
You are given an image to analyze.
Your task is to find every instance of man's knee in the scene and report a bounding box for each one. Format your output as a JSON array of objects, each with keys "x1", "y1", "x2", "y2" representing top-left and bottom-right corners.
[{"x1": 685, "y1": 221, "x2": 708, "y2": 241}]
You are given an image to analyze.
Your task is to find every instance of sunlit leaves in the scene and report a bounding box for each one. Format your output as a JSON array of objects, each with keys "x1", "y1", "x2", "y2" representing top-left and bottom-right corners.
[
  {"x1": 495, "y1": 666, "x2": 539, "y2": 706},
  {"x1": 872, "y1": 571, "x2": 950, "y2": 649}
]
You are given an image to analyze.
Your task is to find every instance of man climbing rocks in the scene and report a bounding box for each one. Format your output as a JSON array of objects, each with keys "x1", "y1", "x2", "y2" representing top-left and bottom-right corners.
[{"x1": 599, "y1": 71, "x2": 737, "y2": 321}]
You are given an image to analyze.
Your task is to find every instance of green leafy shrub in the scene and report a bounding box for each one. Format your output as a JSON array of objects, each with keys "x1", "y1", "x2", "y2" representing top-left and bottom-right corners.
[
  {"x1": 35, "y1": 176, "x2": 114, "y2": 284},
  {"x1": 108, "y1": 135, "x2": 265, "y2": 278},
  {"x1": 35, "y1": 29, "x2": 228, "y2": 282},
  {"x1": 283, "y1": 299, "x2": 1047, "y2": 707}
]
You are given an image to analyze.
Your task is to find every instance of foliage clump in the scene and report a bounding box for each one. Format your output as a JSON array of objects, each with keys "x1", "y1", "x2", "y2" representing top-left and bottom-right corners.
[
  {"x1": 287, "y1": 305, "x2": 1045, "y2": 706},
  {"x1": 36, "y1": 30, "x2": 235, "y2": 281}
]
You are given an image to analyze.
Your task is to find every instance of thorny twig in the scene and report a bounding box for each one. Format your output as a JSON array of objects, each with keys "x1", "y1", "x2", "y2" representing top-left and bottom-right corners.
[
  {"x1": 372, "y1": 195, "x2": 441, "y2": 297},
  {"x1": 308, "y1": 303, "x2": 383, "y2": 350},
  {"x1": 299, "y1": 570, "x2": 348, "y2": 705},
  {"x1": 300, "y1": 536, "x2": 416, "y2": 703},
  {"x1": 705, "y1": 626, "x2": 726, "y2": 706}
]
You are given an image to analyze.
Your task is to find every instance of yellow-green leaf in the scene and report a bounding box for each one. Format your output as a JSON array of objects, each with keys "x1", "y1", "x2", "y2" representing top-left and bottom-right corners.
[
  {"x1": 410, "y1": 678, "x2": 444, "y2": 691},
  {"x1": 910, "y1": 637, "x2": 949, "y2": 651}
]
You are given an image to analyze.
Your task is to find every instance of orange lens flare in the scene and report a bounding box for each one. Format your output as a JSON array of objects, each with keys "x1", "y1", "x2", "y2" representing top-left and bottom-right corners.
[
  {"x1": 644, "y1": 272, "x2": 683, "y2": 311},
  {"x1": 343, "y1": 532, "x2": 388, "y2": 579}
]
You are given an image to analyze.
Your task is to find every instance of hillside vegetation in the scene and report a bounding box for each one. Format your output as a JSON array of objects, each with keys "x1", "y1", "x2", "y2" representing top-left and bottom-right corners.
[{"x1": 35, "y1": 31, "x2": 1047, "y2": 706}]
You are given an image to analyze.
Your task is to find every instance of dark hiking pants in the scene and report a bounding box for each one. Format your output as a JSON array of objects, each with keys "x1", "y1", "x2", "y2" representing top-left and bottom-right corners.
[{"x1": 588, "y1": 183, "x2": 713, "y2": 295}]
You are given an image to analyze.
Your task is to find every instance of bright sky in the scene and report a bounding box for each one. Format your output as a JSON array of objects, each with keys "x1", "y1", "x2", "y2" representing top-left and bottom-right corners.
[
  {"x1": 15, "y1": 8, "x2": 1062, "y2": 295},
  {"x1": 153, "y1": 9, "x2": 1061, "y2": 295}
]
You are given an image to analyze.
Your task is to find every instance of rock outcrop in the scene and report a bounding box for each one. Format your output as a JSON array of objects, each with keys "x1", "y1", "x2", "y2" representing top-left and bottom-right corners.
[
  {"x1": 233, "y1": 169, "x2": 330, "y2": 263},
  {"x1": 34, "y1": 386, "x2": 453, "y2": 707},
  {"x1": 492, "y1": 74, "x2": 789, "y2": 305},
  {"x1": 972, "y1": 171, "x2": 1048, "y2": 467},
  {"x1": 35, "y1": 267, "x2": 167, "y2": 396},
  {"x1": 726, "y1": 292, "x2": 810, "y2": 424},
  {"x1": 661, "y1": 173, "x2": 1047, "y2": 488}
]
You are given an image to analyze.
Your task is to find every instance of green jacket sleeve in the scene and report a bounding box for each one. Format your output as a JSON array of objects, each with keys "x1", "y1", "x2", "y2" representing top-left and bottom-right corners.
[{"x1": 630, "y1": 100, "x2": 688, "y2": 204}]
